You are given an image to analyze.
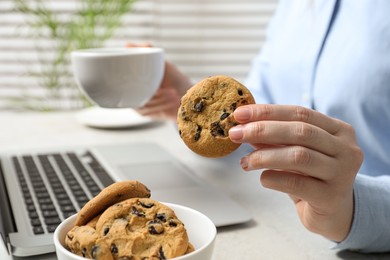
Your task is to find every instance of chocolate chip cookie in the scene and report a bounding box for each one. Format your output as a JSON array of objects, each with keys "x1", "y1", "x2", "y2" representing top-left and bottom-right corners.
[
  {"x1": 75, "y1": 180, "x2": 151, "y2": 227},
  {"x1": 177, "y1": 75, "x2": 255, "y2": 158},
  {"x1": 65, "y1": 198, "x2": 193, "y2": 259}
]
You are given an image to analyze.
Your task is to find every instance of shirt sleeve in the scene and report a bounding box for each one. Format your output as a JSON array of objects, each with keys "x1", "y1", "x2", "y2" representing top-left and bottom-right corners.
[{"x1": 334, "y1": 174, "x2": 390, "y2": 253}]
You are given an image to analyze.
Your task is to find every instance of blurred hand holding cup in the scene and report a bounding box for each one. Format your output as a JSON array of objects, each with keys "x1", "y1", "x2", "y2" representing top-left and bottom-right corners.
[{"x1": 71, "y1": 47, "x2": 164, "y2": 108}]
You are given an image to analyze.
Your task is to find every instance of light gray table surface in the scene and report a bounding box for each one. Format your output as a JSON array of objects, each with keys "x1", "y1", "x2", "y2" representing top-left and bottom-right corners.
[{"x1": 0, "y1": 111, "x2": 389, "y2": 260}]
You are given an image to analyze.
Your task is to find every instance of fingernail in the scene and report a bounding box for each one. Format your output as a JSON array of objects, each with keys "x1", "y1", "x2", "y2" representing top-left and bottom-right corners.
[
  {"x1": 240, "y1": 156, "x2": 249, "y2": 171},
  {"x1": 229, "y1": 125, "x2": 244, "y2": 141},
  {"x1": 234, "y1": 107, "x2": 251, "y2": 122}
]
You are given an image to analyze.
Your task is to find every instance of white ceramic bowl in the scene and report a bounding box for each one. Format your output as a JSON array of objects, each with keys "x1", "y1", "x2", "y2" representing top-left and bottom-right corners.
[
  {"x1": 54, "y1": 203, "x2": 216, "y2": 260},
  {"x1": 71, "y1": 47, "x2": 164, "y2": 108}
]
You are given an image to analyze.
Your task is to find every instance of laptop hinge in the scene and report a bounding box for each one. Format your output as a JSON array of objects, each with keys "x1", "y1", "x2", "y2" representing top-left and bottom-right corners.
[
  {"x1": 0, "y1": 160, "x2": 16, "y2": 255},
  {"x1": 0, "y1": 233, "x2": 10, "y2": 256}
]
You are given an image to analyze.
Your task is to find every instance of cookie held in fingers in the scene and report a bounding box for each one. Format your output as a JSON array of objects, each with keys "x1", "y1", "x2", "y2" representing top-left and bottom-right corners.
[
  {"x1": 177, "y1": 75, "x2": 255, "y2": 158},
  {"x1": 74, "y1": 180, "x2": 151, "y2": 227}
]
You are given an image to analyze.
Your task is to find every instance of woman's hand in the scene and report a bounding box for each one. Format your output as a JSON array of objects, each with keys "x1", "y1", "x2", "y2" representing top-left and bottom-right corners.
[
  {"x1": 126, "y1": 43, "x2": 192, "y2": 120},
  {"x1": 229, "y1": 104, "x2": 364, "y2": 242},
  {"x1": 136, "y1": 61, "x2": 192, "y2": 120}
]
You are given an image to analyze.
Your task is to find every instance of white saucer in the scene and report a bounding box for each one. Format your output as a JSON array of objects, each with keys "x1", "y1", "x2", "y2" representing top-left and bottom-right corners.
[{"x1": 76, "y1": 107, "x2": 153, "y2": 129}]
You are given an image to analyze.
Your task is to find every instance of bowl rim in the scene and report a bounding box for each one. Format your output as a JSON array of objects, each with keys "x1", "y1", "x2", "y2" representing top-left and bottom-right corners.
[
  {"x1": 53, "y1": 202, "x2": 216, "y2": 260},
  {"x1": 162, "y1": 202, "x2": 217, "y2": 259}
]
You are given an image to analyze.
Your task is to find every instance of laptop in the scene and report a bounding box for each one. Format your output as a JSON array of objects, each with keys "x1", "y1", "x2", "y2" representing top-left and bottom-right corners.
[{"x1": 0, "y1": 142, "x2": 251, "y2": 258}]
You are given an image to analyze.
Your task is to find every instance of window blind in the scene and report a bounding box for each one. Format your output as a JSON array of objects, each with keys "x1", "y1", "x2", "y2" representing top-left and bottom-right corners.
[{"x1": 0, "y1": 0, "x2": 277, "y2": 110}]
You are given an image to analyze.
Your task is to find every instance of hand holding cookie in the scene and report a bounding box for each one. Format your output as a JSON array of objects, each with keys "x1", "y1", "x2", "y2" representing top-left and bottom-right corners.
[{"x1": 229, "y1": 104, "x2": 363, "y2": 242}]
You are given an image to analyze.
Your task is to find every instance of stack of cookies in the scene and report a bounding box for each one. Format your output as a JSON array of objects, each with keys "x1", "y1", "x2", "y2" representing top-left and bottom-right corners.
[{"x1": 65, "y1": 181, "x2": 193, "y2": 259}]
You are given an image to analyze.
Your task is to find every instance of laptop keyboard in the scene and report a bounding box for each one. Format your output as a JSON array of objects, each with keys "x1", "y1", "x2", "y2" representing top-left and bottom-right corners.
[{"x1": 12, "y1": 151, "x2": 114, "y2": 235}]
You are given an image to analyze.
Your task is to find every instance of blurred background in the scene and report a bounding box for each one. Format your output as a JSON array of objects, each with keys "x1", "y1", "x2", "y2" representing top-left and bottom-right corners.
[{"x1": 0, "y1": 0, "x2": 277, "y2": 111}]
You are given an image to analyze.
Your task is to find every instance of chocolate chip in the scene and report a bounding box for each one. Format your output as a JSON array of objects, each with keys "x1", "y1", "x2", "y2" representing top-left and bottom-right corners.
[
  {"x1": 194, "y1": 125, "x2": 202, "y2": 141},
  {"x1": 169, "y1": 220, "x2": 178, "y2": 227},
  {"x1": 180, "y1": 107, "x2": 187, "y2": 119},
  {"x1": 103, "y1": 226, "x2": 110, "y2": 236},
  {"x1": 149, "y1": 226, "x2": 159, "y2": 235},
  {"x1": 91, "y1": 245, "x2": 99, "y2": 259},
  {"x1": 111, "y1": 244, "x2": 118, "y2": 254},
  {"x1": 230, "y1": 102, "x2": 237, "y2": 111},
  {"x1": 146, "y1": 191, "x2": 151, "y2": 198},
  {"x1": 220, "y1": 112, "x2": 230, "y2": 120},
  {"x1": 81, "y1": 248, "x2": 87, "y2": 258},
  {"x1": 237, "y1": 89, "x2": 243, "y2": 96},
  {"x1": 66, "y1": 234, "x2": 73, "y2": 241},
  {"x1": 180, "y1": 111, "x2": 189, "y2": 121},
  {"x1": 131, "y1": 206, "x2": 145, "y2": 217},
  {"x1": 240, "y1": 99, "x2": 248, "y2": 105},
  {"x1": 156, "y1": 213, "x2": 166, "y2": 222},
  {"x1": 210, "y1": 121, "x2": 226, "y2": 137},
  {"x1": 220, "y1": 82, "x2": 227, "y2": 88},
  {"x1": 194, "y1": 100, "x2": 205, "y2": 112},
  {"x1": 139, "y1": 201, "x2": 155, "y2": 208},
  {"x1": 159, "y1": 246, "x2": 167, "y2": 260},
  {"x1": 194, "y1": 132, "x2": 201, "y2": 141},
  {"x1": 148, "y1": 220, "x2": 164, "y2": 234}
]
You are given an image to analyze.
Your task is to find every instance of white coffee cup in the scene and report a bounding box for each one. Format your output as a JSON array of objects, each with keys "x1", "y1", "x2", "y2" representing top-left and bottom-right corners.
[{"x1": 71, "y1": 47, "x2": 164, "y2": 108}]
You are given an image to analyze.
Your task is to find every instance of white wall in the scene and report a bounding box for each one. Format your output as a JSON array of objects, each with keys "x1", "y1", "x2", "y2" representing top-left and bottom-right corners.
[{"x1": 0, "y1": 0, "x2": 277, "y2": 110}]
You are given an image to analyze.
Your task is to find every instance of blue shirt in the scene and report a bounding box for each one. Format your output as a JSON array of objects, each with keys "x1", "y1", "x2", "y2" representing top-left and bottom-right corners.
[{"x1": 245, "y1": 0, "x2": 390, "y2": 252}]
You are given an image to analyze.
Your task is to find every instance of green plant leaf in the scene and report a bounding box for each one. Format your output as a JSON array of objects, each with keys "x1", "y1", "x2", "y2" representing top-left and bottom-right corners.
[{"x1": 13, "y1": 0, "x2": 136, "y2": 111}]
